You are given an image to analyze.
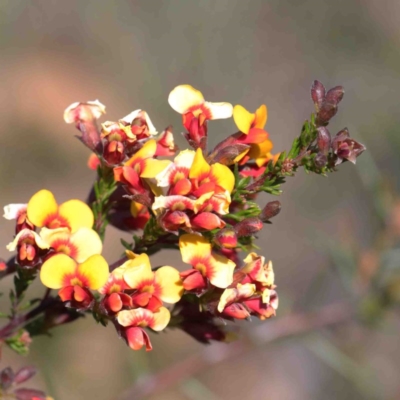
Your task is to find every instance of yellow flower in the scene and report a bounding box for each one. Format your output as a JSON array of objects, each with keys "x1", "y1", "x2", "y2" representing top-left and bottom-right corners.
[
  {"x1": 27, "y1": 190, "x2": 94, "y2": 233},
  {"x1": 179, "y1": 234, "x2": 236, "y2": 289}
]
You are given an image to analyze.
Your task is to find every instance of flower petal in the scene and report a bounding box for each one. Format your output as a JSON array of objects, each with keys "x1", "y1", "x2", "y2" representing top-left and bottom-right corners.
[
  {"x1": 189, "y1": 148, "x2": 211, "y2": 180},
  {"x1": 69, "y1": 227, "x2": 103, "y2": 263},
  {"x1": 247, "y1": 139, "x2": 273, "y2": 162},
  {"x1": 204, "y1": 102, "x2": 233, "y2": 120},
  {"x1": 126, "y1": 326, "x2": 152, "y2": 351},
  {"x1": 154, "y1": 266, "x2": 184, "y2": 304},
  {"x1": 64, "y1": 100, "x2": 106, "y2": 123},
  {"x1": 3, "y1": 204, "x2": 27, "y2": 220},
  {"x1": 254, "y1": 104, "x2": 267, "y2": 129},
  {"x1": 125, "y1": 139, "x2": 157, "y2": 167},
  {"x1": 152, "y1": 195, "x2": 195, "y2": 212},
  {"x1": 27, "y1": 190, "x2": 58, "y2": 228},
  {"x1": 233, "y1": 105, "x2": 254, "y2": 134},
  {"x1": 150, "y1": 306, "x2": 171, "y2": 331},
  {"x1": 77, "y1": 254, "x2": 109, "y2": 290},
  {"x1": 141, "y1": 159, "x2": 172, "y2": 179},
  {"x1": 40, "y1": 254, "x2": 77, "y2": 289},
  {"x1": 210, "y1": 163, "x2": 235, "y2": 193},
  {"x1": 121, "y1": 109, "x2": 141, "y2": 123},
  {"x1": 7, "y1": 229, "x2": 50, "y2": 252},
  {"x1": 208, "y1": 253, "x2": 236, "y2": 289},
  {"x1": 168, "y1": 85, "x2": 204, "y2": 115},
  {"x1": 175, "y1": 149, "x2": 196, "y2": 168},
  {"x1": 58, "y1": 200, "x2": 94, "y2": 232},
  {"x1": 117, "y1": 308, "x2": 152, "y2": 327},
  {"x1": 122, "y1": 254, "x2": 154, "y2": 289},
  {"x1": 179, "y1": 234, "x2": 212, "y2": 264},
  {"x1": 191, "y1": 212, "x2": 225, "y2": 230}
]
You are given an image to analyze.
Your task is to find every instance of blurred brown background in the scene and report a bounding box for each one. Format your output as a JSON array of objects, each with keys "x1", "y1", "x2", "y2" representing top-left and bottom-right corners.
[{"x1": 1, "y1": 0, "x2": 399, "y2": 399}]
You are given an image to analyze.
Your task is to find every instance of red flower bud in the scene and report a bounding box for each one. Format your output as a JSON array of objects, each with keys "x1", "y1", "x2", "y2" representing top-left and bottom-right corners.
[
  {"x1": 191, "y1": 212, "x2": 225, "y2": 230},
  {"x1": 214, "y1": 228, "x2": 238, "y2": 249},
  {"x1": 317, "y1": 127, "x2": 331, "y2": 155},
  {"x1": 260, "y1": 201, "x2": 281, "y2": 222},
  {"x1": 311, "y1": 80, "x2": 326, "y2": 110},
  {"x1": 0, "y1": 367, "x2": 14, "y2": 390},
  {"x1": 126, "y1": 327, "x2": 152, "y2": 351},
  {"x1": 235, "y1": 217, "x2": 263, "y2": 237},
  {"x1": 14, "y1": 367, "x2": 36, "y2": 384},
  {"x1": 14, "y1": 388, "x2": 47, "y2": 400},
  {"x1": 325, "y1": 86, "x2": 344, "y2": 106}
]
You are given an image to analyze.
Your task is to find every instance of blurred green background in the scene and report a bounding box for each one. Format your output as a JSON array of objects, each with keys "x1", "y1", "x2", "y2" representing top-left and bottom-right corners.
[{"x1": 1, "y1": 0, "x2": 400, "y2": 399}]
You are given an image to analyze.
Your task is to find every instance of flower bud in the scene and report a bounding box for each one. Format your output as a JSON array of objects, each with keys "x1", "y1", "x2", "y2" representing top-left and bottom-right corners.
[
  {"x1": 325, "y1": 86, "x2": 344, "y2": 106},
  {"x1": 14, "y1": 388, "x2": 47, "y2": 400},
  {"x1": 316, "y1": 86, "x2": 344, "y2": 126},
  {"x1": 317, "y1": 101, "x2": 338, "y2": 125},
  {"x1": 14, "y1": 367, "x2": 36, "y2": 384},
  {"x1": 311, "y1": 80, "x2": 326, "y2": 110},
  {"x1": 125, "y1": 326, "x2": 152, "y2": 351},
  {"x1": 260, "y1": 201, "x2": 281, "y2": 222},
  {"x1": 234, "y1": 217, "x2": 263, "y2": 237},
  {"x1": 214, "y1": 228, "x2": 238, "y2": 249},
  {"x1": 317, "y1": 126, "x2": 331, "y2": 155},
  {"x1": 0, "y1": 367, "x2": 14, "y2": 390},
  {"x1": 191, "y1": 212, "x2": 225, "y2": 230}
]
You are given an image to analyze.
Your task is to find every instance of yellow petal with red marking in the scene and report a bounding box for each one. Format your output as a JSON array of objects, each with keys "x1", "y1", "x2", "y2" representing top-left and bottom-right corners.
[
  {"x1": 154, "y1": 266, "x2": 184, "y2": 304},
  {"x1": 208, "y1": 253, "x2": 236, "y2": 289},
  {"x1": 233, "y1": 105, "x2": 254, "y2": 134},
  {"x1": 122, "y1": 254, "x2": 154, "y2": 289},
  {"x1": 254, "y1": 104, "x2": 268, "y2": 129},
  {"x1": 117, "y1": 308, "x2": 151, "y2": 327},
  {"x1": 117, "y1": 307, "x2": 170, "y2": 331},
  {"x1": 77, "y1": 254, "x2": 109, "y2": 290},
  {"x1": 204, "y1": 101, "x2": 233, "y2": 120},
  {"x1": 125, "y1": 139, "x2": 157, "y2": 167},
  {"x1": 248, "y1": 139, "x2": 273, "y2": 163},
  {"x1": 40, "y1": 254, "x2": 77, "y2": 289},
  {"x1": 58, "y1": 199, "x2": 94, "y2": 232},
  {"x1": 189, "y1": 148, "x2": 211, "y2": 180},
  {"x1": 179, "y1": 234, "x2": 212, "y2": 264},
  {"x1": 168, "y1": 85, "x2": 205, "y2": 115},
  {"x1": 151, "y1": 306, "x2": 171, "y2": 331},
  {"x1": 27, "y1": 190, "x2": 58, "y2": 228},
  {"x1": 210, "y1": 163, "x2": 235, "y2": 193},
  {"x1": 141, "y1": 159, "x2": 172, "y2": 179},
  {"x1": 69, "y1": 227, "x2": 103, "y2": 263}
]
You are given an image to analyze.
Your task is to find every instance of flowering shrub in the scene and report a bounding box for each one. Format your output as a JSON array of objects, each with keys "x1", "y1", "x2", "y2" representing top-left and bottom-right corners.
[{"x1": 0, "y1": 81, "x2": 365, "y2": 397}]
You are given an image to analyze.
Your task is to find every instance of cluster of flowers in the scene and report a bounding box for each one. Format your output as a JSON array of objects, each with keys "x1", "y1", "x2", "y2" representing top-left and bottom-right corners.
[{"x1": 2, "y1": 82, "x2": 365, "y2": 354}]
